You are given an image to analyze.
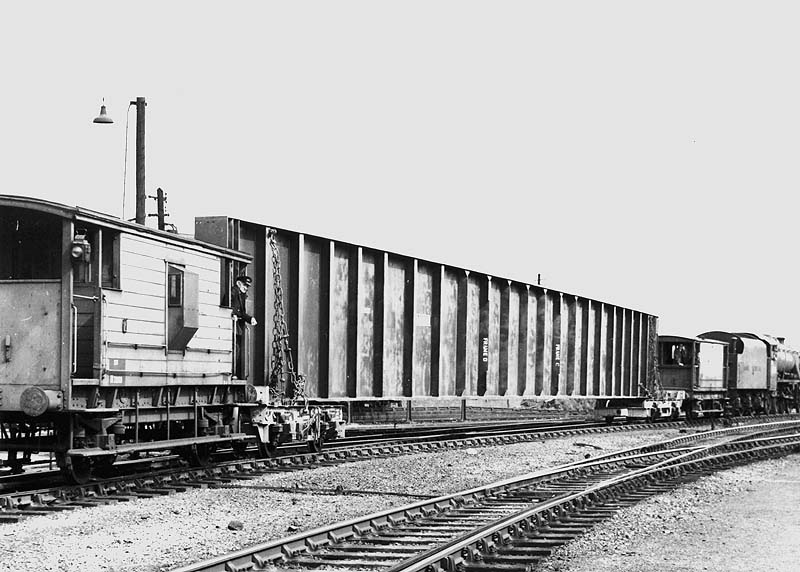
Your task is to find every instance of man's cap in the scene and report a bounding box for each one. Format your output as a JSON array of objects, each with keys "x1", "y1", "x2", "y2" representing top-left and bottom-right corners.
[{"x1": 235, "y1": 275, "x2": 253, "y2": 285}]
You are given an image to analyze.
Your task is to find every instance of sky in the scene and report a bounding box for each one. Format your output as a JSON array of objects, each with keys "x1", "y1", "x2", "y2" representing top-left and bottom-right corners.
[{"x1": 2, "y1": 2, "x2": 800, "y2": 345}]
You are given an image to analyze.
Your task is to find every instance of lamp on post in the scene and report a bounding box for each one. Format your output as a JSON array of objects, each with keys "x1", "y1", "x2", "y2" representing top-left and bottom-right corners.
[
  {"x1": 92, "y1": 100, "x2": 113, "y2": 124},
  {"x1": 93, "y1": 97, "x2": 148, "y2": 226}
]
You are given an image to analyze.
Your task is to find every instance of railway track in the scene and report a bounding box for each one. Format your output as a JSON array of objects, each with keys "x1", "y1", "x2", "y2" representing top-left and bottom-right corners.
[
  {"x1": 324, "y1": 421, "x2": 612, "y2": 452},
  {"x1": 0, "y1": 415, "x2": 795, "y2": 527},
  {"x1": 0, "y1": 417, "x2": 696, "y2": 524},
  {"x1": 336, "y1": 418, "x2": 607, "y2": 445},
  {"x1": 170, "y1": 419, "x2": 800, "y2": 572},
  {"x1": 0, "y1": 418, "x2": 590, "y2": 485}
]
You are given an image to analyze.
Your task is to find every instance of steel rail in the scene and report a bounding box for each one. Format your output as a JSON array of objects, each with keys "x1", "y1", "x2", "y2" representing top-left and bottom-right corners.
[
  {"x1": 0, "y1": 418, "x2": 688, "y2": 516},
  {"x1": 2, "y1": 417, "x2": 797, "y2": 528},
  {"x1": 169, "y1": 419, "x2": 800, "y2": 572},
  {"x1": 334, "y1": 419, "x2": 609, "y2": 446},
  {"x1": 386, "y1": 434, "x2": 800, "y2": 572},
  {"x1": 168, "y1": 449, "x2": 693, "y2": 572},
  {"x1": 534, "y1": 417, "x2": 800, "y2": 474}
]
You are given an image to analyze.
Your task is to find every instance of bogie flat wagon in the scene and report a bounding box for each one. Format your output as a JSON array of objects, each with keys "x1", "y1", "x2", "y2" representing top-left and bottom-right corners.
[{"x1": 195, "y1": 215, "x2": 660, "y2": 421}]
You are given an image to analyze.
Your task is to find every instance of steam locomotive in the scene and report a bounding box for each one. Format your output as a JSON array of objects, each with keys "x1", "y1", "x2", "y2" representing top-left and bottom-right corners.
[
  {"x1": 595, "y1": 332, "x2": 800, "y2": 422},
  {"x1": 0, "y1": 195, "x2": 344, "y2": 483}
]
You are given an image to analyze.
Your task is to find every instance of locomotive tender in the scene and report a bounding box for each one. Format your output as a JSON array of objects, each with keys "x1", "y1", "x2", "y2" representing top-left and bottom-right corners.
[{"x1": 0, "y1": 195, "x2": 342, "y2": 482}]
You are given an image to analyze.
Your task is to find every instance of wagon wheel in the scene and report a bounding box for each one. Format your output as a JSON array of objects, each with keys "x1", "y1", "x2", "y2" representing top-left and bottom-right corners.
[
  {"x1": 257, "y1": 440, "x2": 278, "y2": 458},
  {"x1": 184, "y1": 443, "x2": 214, "y2": 467},
  {"x1": 307, "y1": 434, "x2": 324, "y2": 453},
  {"x1": 63, "y1": 456, "x2": 93, "y2": 485},
  {"x1": 231, "y1": 440, "x2": 249, "y2": 459},
  {"x1": 93, "y1": 455, "x2": 118, "y2": 478}
]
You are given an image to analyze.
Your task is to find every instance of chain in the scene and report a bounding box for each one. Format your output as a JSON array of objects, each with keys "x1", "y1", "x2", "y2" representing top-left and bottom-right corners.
[
  {"x1": 267, "y1": 228, "x2": 307, "y2": 406},
  {"x1": 268, "y1": 228, "x2": 287, "y2": 402},
  {"x1": 294, "y1": 373, "x2": 308, "y2": 409}
]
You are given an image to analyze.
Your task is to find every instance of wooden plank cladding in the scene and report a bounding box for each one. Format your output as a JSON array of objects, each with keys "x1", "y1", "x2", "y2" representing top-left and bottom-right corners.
[
  {"x1": 101, "y1": 233, "x2": 238, "y2": 383},
  {"x1": 196, "y1": 217, "x2": 658, "y2": 401}
]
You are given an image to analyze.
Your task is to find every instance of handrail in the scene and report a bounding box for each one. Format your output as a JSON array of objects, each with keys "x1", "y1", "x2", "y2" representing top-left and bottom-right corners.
[
  {"x1": 232, "y1": 315, "x2": 238, "y2": 379},
  {"x1": 73, "y1": 294, "x2": 99, "y2": 301},
  {"x1": 101, "y1": 294, "x2": 107, "y2": 377},
  {"x1": 71, "y1": 304, "x2": 78, "y2": 374}
]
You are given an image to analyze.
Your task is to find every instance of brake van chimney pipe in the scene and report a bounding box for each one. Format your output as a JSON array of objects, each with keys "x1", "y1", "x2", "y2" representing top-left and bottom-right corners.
[{"x1": 134, "y1": 97, "x2": 146, "y2": 225}]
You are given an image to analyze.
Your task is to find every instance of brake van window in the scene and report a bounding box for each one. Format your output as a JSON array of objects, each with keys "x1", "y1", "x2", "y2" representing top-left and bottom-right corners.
[{"x1": 0, "y1": 209, "x2": 61, "y2": 279}]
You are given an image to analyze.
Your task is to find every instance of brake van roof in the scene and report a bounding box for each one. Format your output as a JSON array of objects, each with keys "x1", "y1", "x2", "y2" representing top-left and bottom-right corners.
[{"x1": 0, "y1": 194, "x2": 251, "y2": 263}]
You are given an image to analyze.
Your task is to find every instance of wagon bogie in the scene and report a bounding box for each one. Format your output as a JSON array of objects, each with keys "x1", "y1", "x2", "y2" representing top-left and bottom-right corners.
[
  {"x1": 248, "y1": 403, "x2": 344, "y2": 455},
  {"x1": 592, "y1": 396, "x2": 685, "y2": 424}
]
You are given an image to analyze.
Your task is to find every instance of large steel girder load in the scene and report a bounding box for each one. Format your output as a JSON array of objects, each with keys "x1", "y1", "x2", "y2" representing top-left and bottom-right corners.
[{"x1": 195, "y1": 216, "x2": 659, "y2": 404}]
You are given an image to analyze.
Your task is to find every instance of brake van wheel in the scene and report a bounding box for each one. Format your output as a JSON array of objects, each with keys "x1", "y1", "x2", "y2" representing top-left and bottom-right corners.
[{"x1": 5, "y1": 451, "x2": 26, "y2": 475}]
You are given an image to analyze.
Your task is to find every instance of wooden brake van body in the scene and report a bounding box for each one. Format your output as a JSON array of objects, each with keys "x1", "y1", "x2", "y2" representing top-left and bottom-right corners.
[{"x1": 0, "y1": 195, "x2": 255, "y2": 478}]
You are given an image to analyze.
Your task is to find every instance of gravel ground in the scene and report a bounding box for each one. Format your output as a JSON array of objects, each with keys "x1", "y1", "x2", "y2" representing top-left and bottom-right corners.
[
  {"x1": 0, "y1": 428, "x2": 761, "y2": 571},
  {"x1": 535, "y1": 454, "x2": 800, "y2": 572}
]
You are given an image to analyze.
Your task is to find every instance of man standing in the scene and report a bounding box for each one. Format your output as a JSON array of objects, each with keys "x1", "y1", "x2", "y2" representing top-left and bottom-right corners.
[{"x1": 232, "y1": 275, "x2": 257, "y2": 379}]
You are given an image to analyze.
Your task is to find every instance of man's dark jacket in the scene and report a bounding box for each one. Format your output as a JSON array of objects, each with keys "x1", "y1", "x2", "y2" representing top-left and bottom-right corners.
[{"x1": 232, "y1": 288, "x2": 253, "y2": 329}]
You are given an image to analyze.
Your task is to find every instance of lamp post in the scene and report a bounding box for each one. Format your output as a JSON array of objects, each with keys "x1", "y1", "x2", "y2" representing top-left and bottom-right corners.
[{"x1": 93, "y1": 97, "x2": 148, "y2": 225}]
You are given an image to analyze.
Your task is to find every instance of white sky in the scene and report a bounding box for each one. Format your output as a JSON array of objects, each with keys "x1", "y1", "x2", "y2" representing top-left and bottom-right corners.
[{"x1": 2, "y1": 2, "x2": 799, "y2": 344}]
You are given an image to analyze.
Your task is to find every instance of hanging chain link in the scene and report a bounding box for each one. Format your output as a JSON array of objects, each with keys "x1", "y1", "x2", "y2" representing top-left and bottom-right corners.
[{"x1": 267, "y1": 228, "x2": 307, "y2": 407}]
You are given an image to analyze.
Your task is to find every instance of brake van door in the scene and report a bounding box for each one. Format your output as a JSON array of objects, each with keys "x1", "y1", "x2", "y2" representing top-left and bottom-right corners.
[{"x1": 0, "y1": 280, "x2": 61, "y2": 409}]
